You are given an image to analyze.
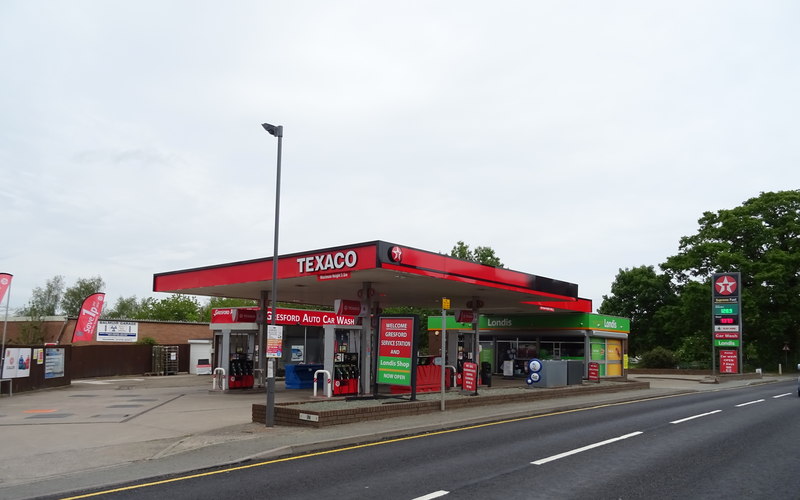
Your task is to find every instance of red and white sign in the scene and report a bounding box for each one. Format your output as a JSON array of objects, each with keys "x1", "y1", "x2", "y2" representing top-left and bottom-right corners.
[
  {"x1": 462, "y1": 361, "x2": 478, "y2": 391},
  {"x1": 456, "y1": 310, "x2": 475, "y2": 324},
  {"x1": 0, "y1": 273, "x2": 12, "y2": 304},
  {"x1": 211, "y1": 307, "x2": 357, "y2": 327},
  {"x1": 588, "y1": 362, "x2": 600, "y2": 382},
  {"x1": 388, "y1": 246, "x2": 403, "y2": 263},
  {"x1": 714, "y1": 275, "x2": 738, "y2": 296},
  {"x1": 317, "y1": 272, "x2": 351, "y2": 281},
  {"x1": 719, "y1": 350, "x2": 738, "y2": 374},
  {"x1": 714, "y1": 332, "x2": 740, "y2": 340},
  {"x1": 72, "y1": 293, "x2": 105, "y2": 343},
  {"x1": 334, "y1": 299, "x2": 366, "y2": 317},
  {"x1": 296, "y1": 250, "x2": 359, "y2": 274},
  {"x1": 378, "y1": 317, "x2": 414, "y2": 359}
]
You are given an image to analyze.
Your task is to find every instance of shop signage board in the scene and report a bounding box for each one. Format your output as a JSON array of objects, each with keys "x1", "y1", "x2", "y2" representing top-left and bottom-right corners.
[
  {"x1": 377, "y1": 316, "x2": 416, "y2": 386},
  {"x1": 427, "y1": 313, "x2": 630, "y2": 334},
  {"x1": 719, "y1": 350, "x2": 738, "y2": 374},
  {"x1": 711, "y1": 272, "x2": 742, "y2": 374},
  {"x1": 462, "y1": 361, "x2": 478, "y2": 391},
  {"x1": 97, "y1": 320, "x2": 139, "y2": 342},
  {"x1": 211, "y1": 307, "x2": 358, "y2": 327}
]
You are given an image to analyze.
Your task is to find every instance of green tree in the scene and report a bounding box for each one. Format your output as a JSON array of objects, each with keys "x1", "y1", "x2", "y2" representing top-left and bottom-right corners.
[
  {"x1": 62, "y1": 276, "x2": 105, "y2": 317},
  {"x1": 17, "y1": 275, "x2": 65, "y2": 316},
  {"x1": 449, "y1": 241, "x2": 504, "y2": 267},
  {"x1": 106, "y1": 296, "x2": 144, "y2": 319},
  {"x1": 144, "y1": 294, "x2": 203, "y2": 322},
  {"x1": 661, "y1": 190, "x2": 800, "y2": 368},
  {"x1": 598, "y1": 266, "x2": 677, "y2": 355}
]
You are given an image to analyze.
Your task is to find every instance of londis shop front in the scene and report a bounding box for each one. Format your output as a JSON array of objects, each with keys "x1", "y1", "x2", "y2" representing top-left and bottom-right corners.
[{"x1": 428, "y1": 313, "x2": 630, "y2": 379}]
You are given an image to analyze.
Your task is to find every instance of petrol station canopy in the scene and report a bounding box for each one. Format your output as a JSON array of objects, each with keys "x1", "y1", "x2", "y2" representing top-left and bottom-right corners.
[{"x1": 153, "y1": 241, "x2": 592, "y2": 315}]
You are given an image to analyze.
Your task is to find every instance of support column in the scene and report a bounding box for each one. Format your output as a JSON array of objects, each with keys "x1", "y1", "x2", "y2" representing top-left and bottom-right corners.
[
  {"x1": 471, "y1": 297, "x2": 481, "y2": 395},
  {"x1": 584, "y1": 330, "x2": 591, "y2": 378},
  {"x1": 323, "y1": 324, "x2": 335, "y2": 384},
  {"x1": 359, "y1": 282, "x2": 374, "y2": 396},
  {"x1": 220, "y1": 329, "x2": 231, "y2": 390},
  {"x1": 258, "y1": 291, "x2": 268, "y2": 387}
]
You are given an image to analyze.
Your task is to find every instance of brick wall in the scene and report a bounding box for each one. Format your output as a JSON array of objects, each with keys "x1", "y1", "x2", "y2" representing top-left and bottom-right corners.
[
  {"x1": 2, "y1": 318, "x2": 210, "y2": 345},
  {"x1": 254, "y1": 381, "x2": 651, "y2": 427}
]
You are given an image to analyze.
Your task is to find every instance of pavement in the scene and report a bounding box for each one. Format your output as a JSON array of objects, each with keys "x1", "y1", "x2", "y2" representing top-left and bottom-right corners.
[{"x1": 0, "y1": 372, "x2": 793, "y2": 500}]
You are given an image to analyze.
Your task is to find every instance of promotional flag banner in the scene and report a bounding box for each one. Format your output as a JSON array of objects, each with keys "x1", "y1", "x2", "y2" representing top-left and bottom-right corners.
[
  {"x1": 0, "y1": 273, "x2": 12, "y2": 304},
  {"x1": 71, "y1": 293, "x2": 105, "y2": 343}
]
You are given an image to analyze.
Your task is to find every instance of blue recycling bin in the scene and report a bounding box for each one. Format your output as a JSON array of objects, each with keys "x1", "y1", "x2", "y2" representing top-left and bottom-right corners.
[{"x1": 284, "y1": 364, "x2": 323, "y2": 389}]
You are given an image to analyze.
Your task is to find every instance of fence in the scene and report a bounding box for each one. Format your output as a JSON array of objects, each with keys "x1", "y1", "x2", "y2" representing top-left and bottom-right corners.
[{"x1": 2, "y1": 344, "x2": 191, "y2": 394}]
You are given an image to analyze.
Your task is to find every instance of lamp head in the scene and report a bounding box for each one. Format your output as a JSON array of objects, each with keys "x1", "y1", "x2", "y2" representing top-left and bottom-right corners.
[{"x1": 261, "y1": 123, "x2": 283, "y2": 138}]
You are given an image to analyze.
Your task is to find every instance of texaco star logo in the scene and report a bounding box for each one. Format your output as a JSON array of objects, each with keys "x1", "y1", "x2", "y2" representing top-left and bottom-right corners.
[
  {"x1": 389, "y1": 246, "x2": 403, "y2": 263},
  {"x1": 715, "y1": 275, "x2": 737, "y2": 295},
  {"x1": 0, "y1": 277, "x2": 8, "y2": 286}
]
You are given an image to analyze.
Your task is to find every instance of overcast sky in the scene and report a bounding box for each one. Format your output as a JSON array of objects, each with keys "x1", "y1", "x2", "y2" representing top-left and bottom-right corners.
[{"x1": 2, "y1": 1, "x2": 799, "y2": 314}]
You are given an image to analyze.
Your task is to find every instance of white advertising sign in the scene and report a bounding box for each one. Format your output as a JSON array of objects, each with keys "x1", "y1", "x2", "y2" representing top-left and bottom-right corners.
[
  {"x1": 97, "y1": 320, "x2": 139, "y2": 342},
  {"x1": 2, "y1": 348, "x2": 31, "y2": 379}
]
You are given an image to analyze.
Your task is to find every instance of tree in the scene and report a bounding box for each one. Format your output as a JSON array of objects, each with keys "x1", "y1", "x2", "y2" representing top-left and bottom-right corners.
[
  {"x1": 17, "y1": 275, "x2": 65, "y2": 316},
  {"x1": 661, "y1": 190, "x2": 800, "y2": 368},
  {"x1": 62, "y1": 276, "x2": 105, "y2": 317},
  {"x1": 144, "y1": 294, "x2": 203, "y2": 322},
  {"x1": 106, "y1": 296, "x2": 144, "y2": 319},
  {"x1": 450, "y1": 241, "x2": 504, "y2": 267},
  {"x1": 598, "y1": 266, "x2": 677, "y2": 355}
]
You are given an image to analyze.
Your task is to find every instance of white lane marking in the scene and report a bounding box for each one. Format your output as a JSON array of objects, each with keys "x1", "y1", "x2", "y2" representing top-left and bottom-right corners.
[
  {"x1": 772, "y1": 393, "x2": 792, "y2": 399},
  {"x1": 413, "y1": 491, "x2": 449, "y2": 500},
  {"x1": 531, "y1": 432, "x2": 643, "y2": 465},
  {"x1": 670, "y1": 410, "x2": 722, "y2": 424},
  {"x1": 735, "y1": 399, "x2": 765, "y2": 407}
]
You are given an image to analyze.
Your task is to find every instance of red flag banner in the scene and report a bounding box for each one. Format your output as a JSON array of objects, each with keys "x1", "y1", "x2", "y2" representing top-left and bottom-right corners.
[
  {"x1": 72, "y1": 293, "x2": 105, "y2": 343},
  {"x1": 0, "y1": 273, "x2": 12, "y2": 304}
]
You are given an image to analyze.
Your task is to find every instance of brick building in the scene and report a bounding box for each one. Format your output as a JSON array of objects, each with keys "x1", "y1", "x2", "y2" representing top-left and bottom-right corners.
[{"x1": 2, "y1": 316, "x2": 210, "y2": 345}]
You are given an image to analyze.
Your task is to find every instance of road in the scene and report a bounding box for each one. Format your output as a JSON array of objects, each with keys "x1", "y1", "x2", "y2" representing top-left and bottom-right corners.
[{"x1": 58, "y1": 381, "x2": 799, "y2": 500}]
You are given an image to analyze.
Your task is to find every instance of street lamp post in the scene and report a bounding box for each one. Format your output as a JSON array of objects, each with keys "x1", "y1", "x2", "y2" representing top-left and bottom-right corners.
[{"x1": 262, "y1": 122, "x2": 283, "y2": 427}]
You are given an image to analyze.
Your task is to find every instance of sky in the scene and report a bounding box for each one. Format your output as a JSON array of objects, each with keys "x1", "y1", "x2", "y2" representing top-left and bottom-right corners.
[{"x1": 2, "y1": 1, "x2": 799, "y2": 314}]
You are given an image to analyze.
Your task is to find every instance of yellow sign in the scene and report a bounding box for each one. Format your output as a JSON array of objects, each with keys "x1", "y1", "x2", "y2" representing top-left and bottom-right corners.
[{"x1": 442, "y1": 298, "x2": 451, "y2": 310}]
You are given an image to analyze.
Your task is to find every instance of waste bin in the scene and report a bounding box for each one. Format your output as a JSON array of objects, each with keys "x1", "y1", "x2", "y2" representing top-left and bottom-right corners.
[
  {"x1": 284, "y1": 364, "x2": 323, "y2": 389},
  {"x1": 480, "y1": 362, "x2": 492, "y2": 387},
  {"x1": 566, "y1": 360, "x2": 584, "y2": 385}
]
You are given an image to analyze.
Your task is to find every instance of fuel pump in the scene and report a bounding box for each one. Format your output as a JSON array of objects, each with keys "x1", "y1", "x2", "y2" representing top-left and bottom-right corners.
[{"x1": 333, "y1": 330, "x2": 360, "y2": 395}]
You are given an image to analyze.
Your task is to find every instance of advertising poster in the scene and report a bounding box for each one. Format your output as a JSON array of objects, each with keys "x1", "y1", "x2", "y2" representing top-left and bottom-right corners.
[
  {"x1": 45, "y1": 348, "x2": 65, "y2": 379},
  {"x1": 2, "y1": 348, "x2": 31, "y2": 379},
  {"x1": 71, "y1": 293, "x2": 105, "y2": 343},
  {"x1": 377, "y1": 316, "x2": 415, "y2": 385},
  {"x1": 462, "y1": 361, "x2": 478, "y2": 391},
  {"x1": 266, "y1": 325, "x2": 283, "y2": 358},
  {"x1": 2, "y1": 348, "x2": 17, "y2": 378}
]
